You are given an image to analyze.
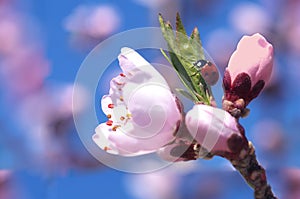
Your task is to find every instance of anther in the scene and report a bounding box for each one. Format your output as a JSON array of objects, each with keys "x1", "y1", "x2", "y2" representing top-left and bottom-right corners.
[
  {"x1": 112, "y1": 125, "x2": 121, "y2": 131},
  {"x1": 104, "y1": 146, "x2": 111, "y2": 151},
  {"x1": 106, "y1": 120, "x2": 113, "y2": 126}
]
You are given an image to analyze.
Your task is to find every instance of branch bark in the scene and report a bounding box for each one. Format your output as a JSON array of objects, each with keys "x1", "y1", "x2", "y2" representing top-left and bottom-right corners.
[{"x1": 228, "y1": 141, "x2": 277, "y2": 199}]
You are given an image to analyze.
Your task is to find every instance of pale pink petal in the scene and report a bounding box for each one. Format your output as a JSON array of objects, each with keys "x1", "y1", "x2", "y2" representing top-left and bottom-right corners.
[
  {"x1": 119, "y1": 47, "x2": 169, "y2": 86},
  {"x1": 227, "y1": 33, "x2": 273, "y2": 85},
  {"x1": 93, "y1": 124, "x2": 119, "y2": 155}
]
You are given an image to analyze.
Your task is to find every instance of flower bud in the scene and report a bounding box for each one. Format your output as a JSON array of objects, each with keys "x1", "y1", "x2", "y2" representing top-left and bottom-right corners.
[
  {"x1": 185, "y1": 104, "x2": 244, "y2": 154},
  {"x1": 223, "y1": 33, "x2": 273, "y2": 106}
]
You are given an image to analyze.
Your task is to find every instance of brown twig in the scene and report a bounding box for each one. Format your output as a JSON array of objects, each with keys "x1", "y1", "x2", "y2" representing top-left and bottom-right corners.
[
  {"x1": 223, "y1": 100, "x2": 278, "y2": 199},
  {"x1": 229, "y1": 142, "x2": 277, "y2": 199}
]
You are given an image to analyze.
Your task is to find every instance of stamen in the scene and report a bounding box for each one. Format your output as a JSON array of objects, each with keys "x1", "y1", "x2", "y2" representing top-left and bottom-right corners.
[
  {"x1": 120, "y1": 116, "x2": 125, "y2": 121},
  {"x1": 104, "y1": 146, "x2": 111, "y2": 151},
  {"x1": 112, "y1": 125, "x2": 121, "y2": 131},
  {"x1": 120, "y1": 73, "x2": 126, "y2": 77},
  {"x1": 107, "y1": 114, "x2": 112, "y2": 119},
  {"x1": 108, "y1": 103, "x2": 114, "y2": 108},
  {"x1": 116, "y1": 82, "x2": 124, "y2": 86},
  {"x1": 106, "y1": 120, "x2": 113, "y2": 126},
  {"x1": 126, "y1": 113, "x2": 132, "y2": 118},
  {"x1": 119, "y1": 96, "x2": 124, "y2": 101}
]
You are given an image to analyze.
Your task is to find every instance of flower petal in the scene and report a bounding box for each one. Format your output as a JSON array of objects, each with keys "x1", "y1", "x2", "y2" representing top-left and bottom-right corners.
[
  {"x1": 119, "y1": 47, "x2": 169, "y2": 87},
  {"x1": 93, "y1": 124, "x2": 153, "y2": 156},
  {"x1": 227, "y1": 33, "x2": 273, "y2": 85},
  {"x1": 93, "y1": 124, "x2": 119, "y2": 155},
  {"x1": 107, "y1": 85, "x2": 180, "y2": 155}
]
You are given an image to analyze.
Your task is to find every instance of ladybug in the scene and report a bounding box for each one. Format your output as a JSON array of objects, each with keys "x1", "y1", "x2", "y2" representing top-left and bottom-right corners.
[{"x1": 194, "y1": 60, "x2": 219, "y2": 86}]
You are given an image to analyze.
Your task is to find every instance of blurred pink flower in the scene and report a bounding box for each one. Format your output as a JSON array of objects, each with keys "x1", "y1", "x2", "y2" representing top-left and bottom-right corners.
[
  {"x1": 127, "y1": 163, "x2": 195, "y2": 199},
  {"x1": 223, "y1": 33, "x2": 274, "y2": 105},
  {"x1": 0, "y1": 3, "x2": 97, "y2": 173},
  {"x1": 206, "y1": 29, "x2": 237, "y2": 69},
  {"x1": 0, "y1": 47, "x2": 49, "y2": 98},
  {"x1": 64, "y1": 4, "x2": 120, "y2": 48},
  {"x1": 0, "y1": 170, "x2": 18, "y2": 199},
  {"x1": 282, "y1": 168, "x2": 300, "y2": 199},
  {"x1": 0, "y1": 9, "x2": 42, "y2": 56},
  {"x1": 15, "y1": 84, "x2": 90, "y2": 172},
  {"x1": 0, "y1": 12, "x2": 23, "y2": 55},
  {"x1": 252, "y1": 119, "x2": 285, "y2": 154},
  {"x1": 185, "y1": 104, "x2": 244, "y2": 154},
  {"x1": 133, "y1": 0, "x2": 173, "y2": 8},
  {"x1": 93, "y1": 47, "x2": 182, "y2": 156},
  {"x1": 0, "y1": 170, "x2": 11, "y2": 185},
  {"x1": 229, "y1": 3, "x2": 271, "y2": 35},
  {"x1": 128, "y1": 172, "x2": 179, "y2": 199}
]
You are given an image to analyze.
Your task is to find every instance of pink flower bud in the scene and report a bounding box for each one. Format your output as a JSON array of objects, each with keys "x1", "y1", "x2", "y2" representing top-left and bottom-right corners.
[
  {"x1": 185, "y1": 104, "x2": 244, "y2": 154},
  {"x1": 223, "y1": 33, "x2": 273, "y2": 105},
  {"x1": 93, "y1": 48, "x2": 182, "y2": 156}
]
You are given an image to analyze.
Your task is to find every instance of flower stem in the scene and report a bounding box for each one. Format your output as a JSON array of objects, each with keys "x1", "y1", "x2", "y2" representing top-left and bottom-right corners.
[{"x1": 229, "y1": 142, "x2": 278, "y2": 199}]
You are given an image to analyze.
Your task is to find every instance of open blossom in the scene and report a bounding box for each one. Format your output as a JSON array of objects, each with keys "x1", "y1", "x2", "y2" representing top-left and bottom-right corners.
[
  {"x1": 93, "y1": 47, "x2": 182, "y2": 156},
  {"x1": 223, "y1": 33, "x2": 273, "y2": 106},
  {"x1": 185, "y1": 104, "x2": 244, "y2": 154}
]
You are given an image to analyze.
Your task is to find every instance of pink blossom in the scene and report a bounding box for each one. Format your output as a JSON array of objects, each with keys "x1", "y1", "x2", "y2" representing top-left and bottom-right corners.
[
  {"x1": 0, "y1": 170, "x2": 17, "y2": 199},
  {"x1": 223, "y1": 33, "x2": 274, "y2": 105},
  {"x1": 0, "y1": 12, "x2": 23, "y2": 55},
  {"x1": 185, "y1": 104, "x2": 244, "y2": 154},
  {"x1": 64, "y1": 4, "x2": 120, "y2": 49},
  {"x1": 127, "y1": 163, "x2": 195, "y2": 199},
  {"x1": 133, "y1": 0, "x2": 173, "y2": 8},
  {"x1": 251, "y1": 119, "x2": 285, "y2": 154},
  {"x1": 93, "y1": 47, "x2": 182, "y2": 156},
  {"x1": 0, "y1": 47, "x2": 49, "y2": 98},
  {"x1": 282, "y1": 168, "x2": 300, "y2": 199},
  {"x1": 229, "y1": 3, "x2": 271, "y2": 35}
]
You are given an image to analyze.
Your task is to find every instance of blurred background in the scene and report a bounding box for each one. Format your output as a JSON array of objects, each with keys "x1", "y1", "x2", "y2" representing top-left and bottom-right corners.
[{"x1": 0, "y1": 0, "x2": 300, "y2": 198}]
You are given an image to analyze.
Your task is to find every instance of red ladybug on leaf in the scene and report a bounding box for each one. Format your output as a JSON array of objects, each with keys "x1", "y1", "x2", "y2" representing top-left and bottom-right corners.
[{"x1": 194, "y1": 60, "x2": 219, "y2": 86}]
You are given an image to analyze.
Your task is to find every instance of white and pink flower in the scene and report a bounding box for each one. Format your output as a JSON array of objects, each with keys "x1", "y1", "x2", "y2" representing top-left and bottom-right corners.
[{"x1": 93, "y1": 47, "x2": 182, "y2": 156}]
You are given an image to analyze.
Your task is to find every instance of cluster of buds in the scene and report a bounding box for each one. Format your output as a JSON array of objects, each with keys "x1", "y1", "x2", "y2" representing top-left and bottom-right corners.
[{"x1": 92, "y1": 13, "x2": 276, "y2": 199}]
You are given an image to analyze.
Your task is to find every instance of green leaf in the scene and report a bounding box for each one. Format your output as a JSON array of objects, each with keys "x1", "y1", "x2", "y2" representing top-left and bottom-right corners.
[
  {"x1": 159, "y1": 14, "x2": 176, "y2": 53},
  {"x1": 160, "y1": 48, "x2": 172, "y2": 65},
  {"x1": 189, "y1": 27, "x2": 205, "y2": 60},
  {"x1": 161, "y1": 49, "x2": 200, "y2": 102},
  {"x1": 175, "y1": 88, "x2": 195, "y2": 101},
  {"x1": 175, "y1": 13, "x2": 188, "y2": 48},
  {"x1": 159, "y1": 13, "x2": 212, "y2": 104}
]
